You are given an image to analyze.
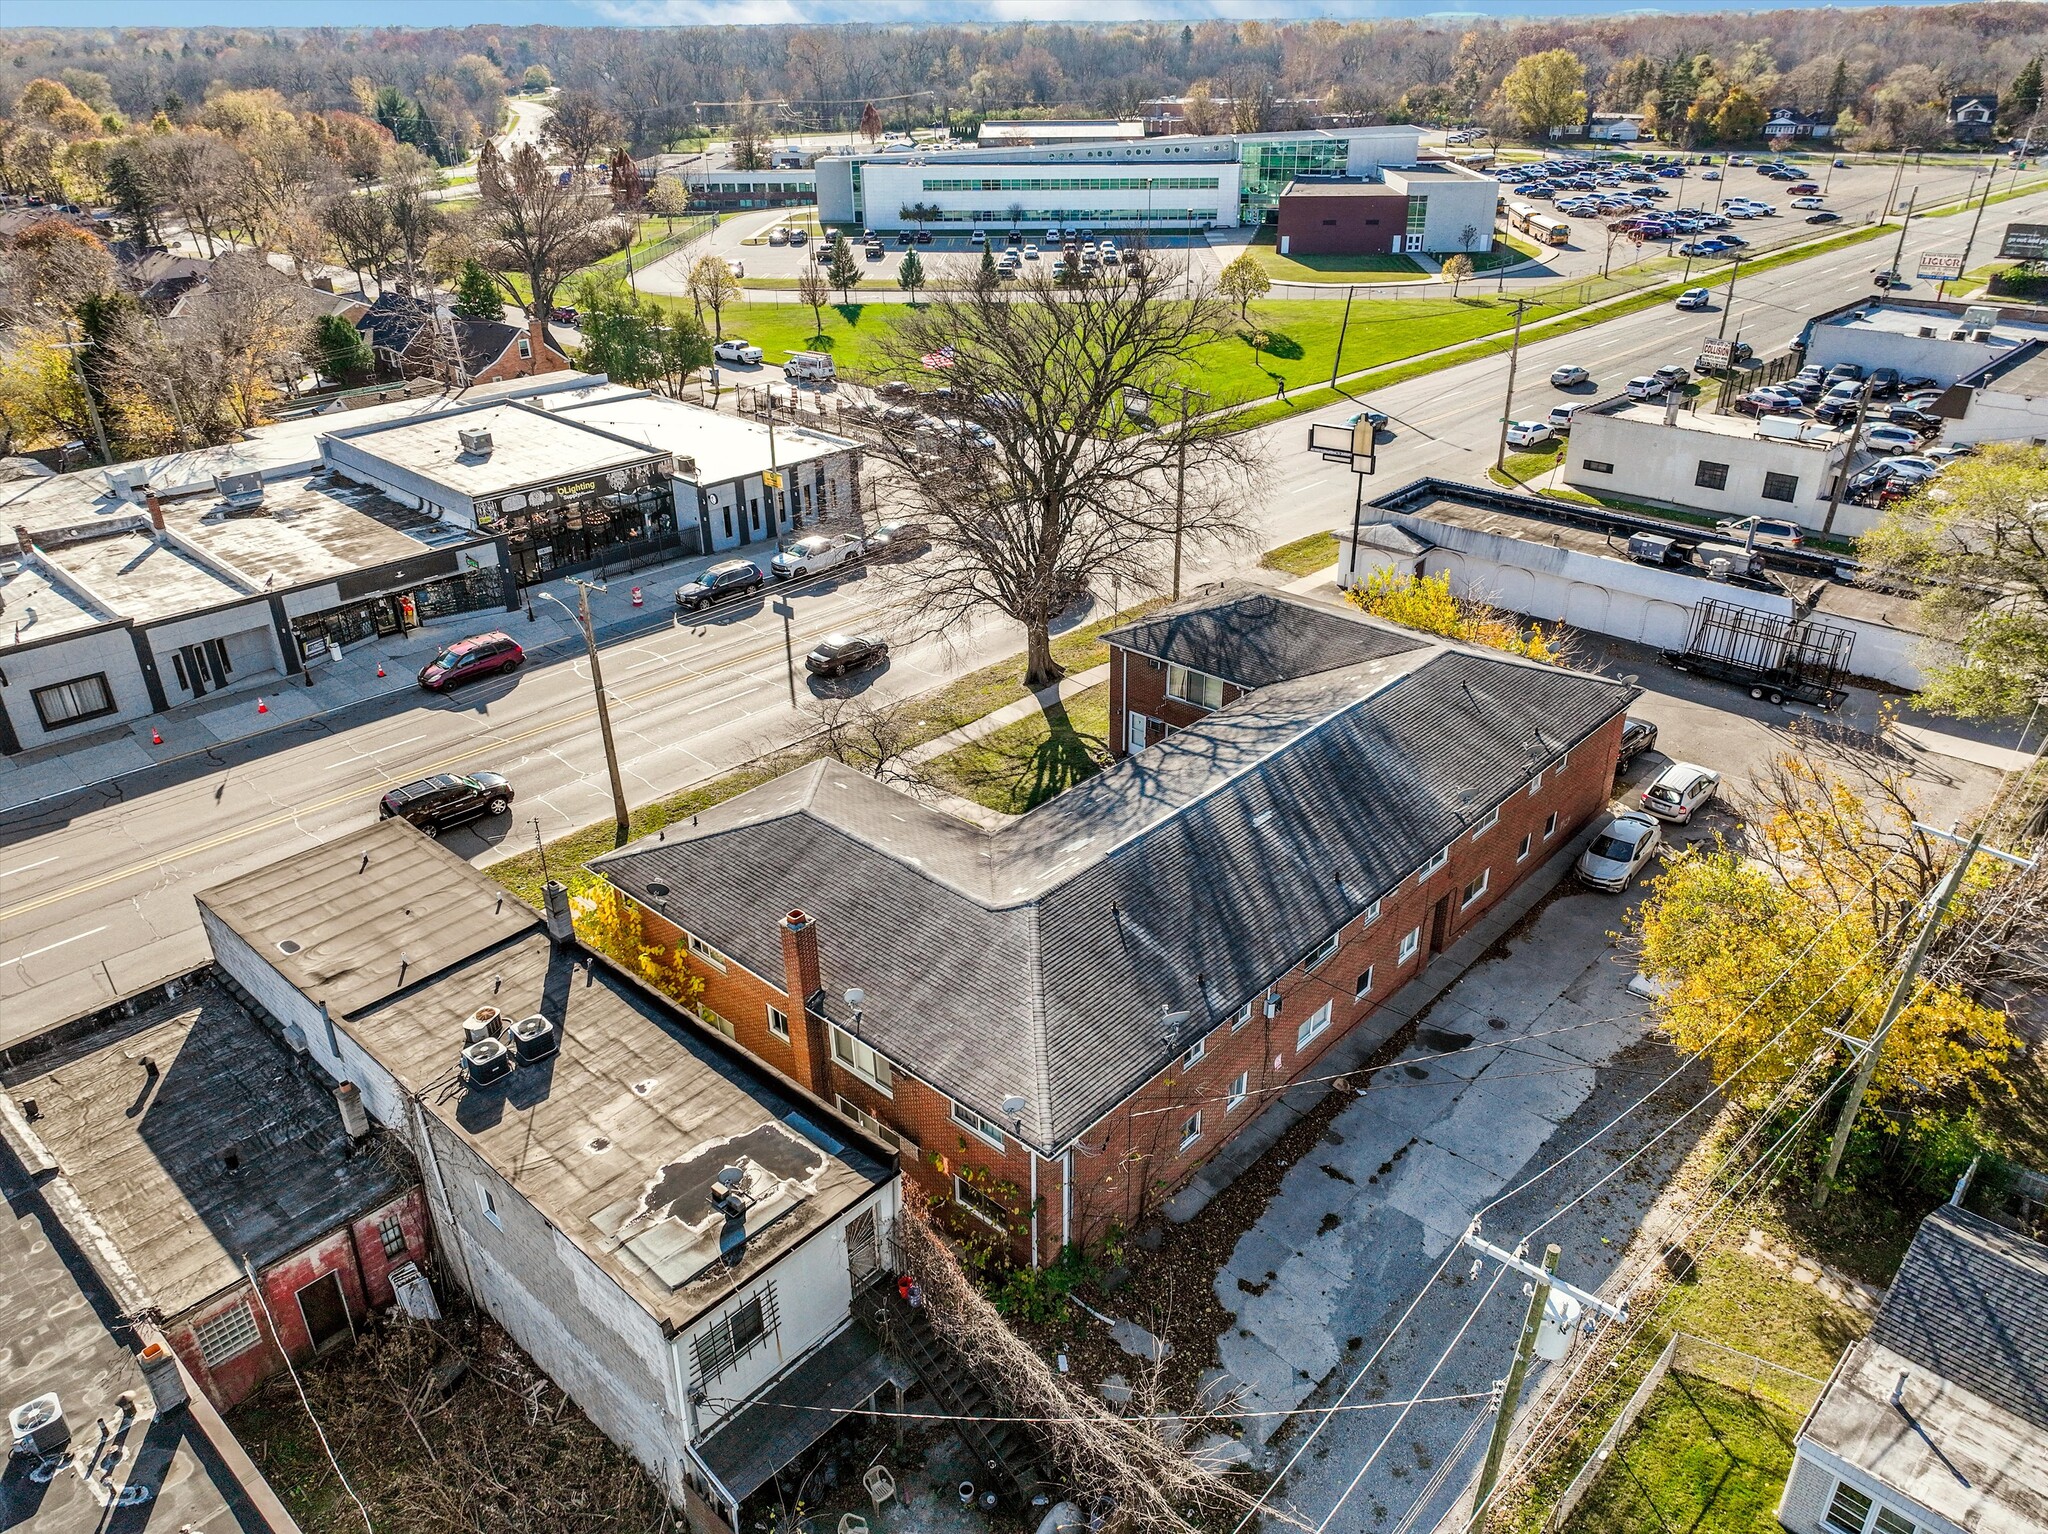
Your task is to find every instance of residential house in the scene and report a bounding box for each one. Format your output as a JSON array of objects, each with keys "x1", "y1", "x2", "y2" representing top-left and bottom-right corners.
[
  {"x1": 356, "y1": 292, "x2": 570, "y2": 388},
  {"x1": 0, "y1": 979, "x2": 423, "y2": 1410},
  {"x1": 121, "y1": 249, "x2": 213, "y2": 312},
  {"x1": 195, "y1": 819, "x2": 905, "y2": 1534},
  {"x1": 1588, "y1": 114, "x2": 1646, "y2": 142},
  {"x1": 1950, "y1": 93, "x2": 1998, "y2": 143},
  {"x1": 591, "y1": 585, "x2": 1634, "y2": 1263},
  {"x1": 1765, "y1": 108, "x2": 1835, "y2": 140},
  {"x1": 1777, "y1": 1204, "x2": 2047, "y2": 1534}
]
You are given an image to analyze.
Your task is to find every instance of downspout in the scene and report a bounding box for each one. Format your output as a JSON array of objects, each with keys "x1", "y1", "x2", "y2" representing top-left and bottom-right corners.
[
  {"x1": 1061, "y1": 1150, "x2": 1072, "y2": 1250},
  {"x1": 1030, "y1": 1151, "x2": 1040, "y2": 1268}
]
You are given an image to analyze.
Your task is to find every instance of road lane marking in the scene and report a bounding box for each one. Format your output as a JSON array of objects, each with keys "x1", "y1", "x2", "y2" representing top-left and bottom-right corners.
[
  {"x1": 323, "y1": 734, "x2": 425, "y2": 769},
  {"x1": 0, "y1": 926, "x2": 108, "y2": 967},
  {"x1": 0, "y1": 855, "x2": 60, "y2": 879}
]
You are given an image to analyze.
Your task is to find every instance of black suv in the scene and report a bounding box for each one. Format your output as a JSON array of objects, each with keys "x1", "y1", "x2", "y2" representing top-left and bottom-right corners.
[
  {"x1": 379, "y1": 773, "x2": 515, "y2": 838},
  {"x1": 676, "y1": 559, "x2": 766, "y2": 613}
]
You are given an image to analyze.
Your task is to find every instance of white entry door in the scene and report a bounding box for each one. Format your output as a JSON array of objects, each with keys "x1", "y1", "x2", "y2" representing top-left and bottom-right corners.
[{"x1": 1127, "y1": 710, "x2": 1152, "y2": 755}]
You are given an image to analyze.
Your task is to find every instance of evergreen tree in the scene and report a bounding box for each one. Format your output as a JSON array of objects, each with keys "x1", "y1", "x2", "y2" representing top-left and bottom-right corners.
[
  {"x1": 897, "y1": 247, "x2": 926, "y2": 302},
  {"x1": 826, "y1": 234, "x2": 863, "y2": 302},
  {"x1": 2003, "y1": 57, "x2": 2042, "y2": 131},
  {"x1": 453, "y1": 259, "x2": 505, "y2": 321},
  {"x1": 102, "y1": 150, "x2": 156, "y2": 248},
  {"x1": 313, "y1": 312, "x2": 374, "y2": 383},
  {"x1": 1826, "y1": 59, "x2": 1851, "y2": 119}
]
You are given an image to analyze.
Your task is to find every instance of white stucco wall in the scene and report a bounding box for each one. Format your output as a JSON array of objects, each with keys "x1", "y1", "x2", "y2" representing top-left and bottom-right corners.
[
  {"x1": 1564, "y1": 409, "x2": 1861, "y2": 533},
  {"x1": 1802, "y1": 324, "x2": 2007, "y2": 390},
  {"x1": 0, "y1": 623, "x2": 154, "y2": 749},
  {"x1": 1947, "y1": 385, "x2": 2048, "y2": 446}
]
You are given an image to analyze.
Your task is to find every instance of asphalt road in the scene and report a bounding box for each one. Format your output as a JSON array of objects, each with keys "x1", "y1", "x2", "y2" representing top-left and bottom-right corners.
[{"x1": 2, "y1": 177, "x2": 2041, "y2": 1044}]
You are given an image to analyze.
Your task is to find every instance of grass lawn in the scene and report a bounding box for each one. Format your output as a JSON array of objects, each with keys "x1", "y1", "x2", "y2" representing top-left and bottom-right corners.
[
  {"x1": 1260, "y1": 531, "x2": 1340, "y2": 576},
  {"x1": 1562, "y1": 1376, "x2": 1800, "y2": 1534},
  {"x1": 486, "y1": 602, "x2": 1161, "y2": 903},
  {"x1": 1241, "y1": 231, "x2": 1429, "y2": 284},
  {"x1": 922, "y1": 682, "x2": 1113, "y2": 814},
  {"x1": 1494, "y1": 442, "x2": 1566, "y2": 486}
]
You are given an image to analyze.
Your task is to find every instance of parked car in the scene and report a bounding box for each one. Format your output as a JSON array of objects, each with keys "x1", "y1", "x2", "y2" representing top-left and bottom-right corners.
[
  {"x1": 675, "y1": 559, "x2": 765, "y2": 612},
  {"x1": 768, "y1": 226, "x2": 789, "y2": 245},
  {"x1": 380, "y1": 772, "x2": 515, "y2": 839},
  {"x1": 1715, "y1": 515, "x2": 1804, "y2": 548},
  {"x1": 1504, "y1": 420, "x2": 1555, "y2": 448},
  {"x1": 1806, "y1": 210, "x2": 1843, "y2": 224},
  {"x1": 1791, "y1": 195, "x2": 1826, "y2": 210},
  {"x1": 713, "y1": 338, "x2": 764, "y2": 364},
  {"x1": 864, "y1": 520, "x2": 929, "y2": 559},
  {"x1": 1639, "y1": 762, "x2": 1720, "y2": 823},
  {"x1": 1886, "y1": 406, "x2": 1944, "y2": 432},
  {"x1": 804, "y1": 632, "x2": 890, "y2": 678},
  {"x1": 1867, "y1": 367, "x2": 1902, "y2": 398},
  {"x1": 1546, "y1": 403, "x2": 1583, "y2": 432},
  {"x1": 1675, "y1": 286, "x2": 1713, "y2": 308},
  {"x1": 1617, "y1": 715, "x2": 1660, "y2": 765},
  {"x1": 417, "y1": 632, "x2": 523, "y2": 691},
  {"x1": 771, "y1": 532, "x2": 866, "y2": 580},
  {"x1": 1625, "y1": 375, "x2": 1667, "y2": 400},
  {"x1": 1735, "y1": 386, "x2": 1804, "y2": 416},
  {"x1": 1575, "y1": 812, "x2": 1664, "y2": 892},
  {"x1": 1653, "y1": 364, "x2": 1691, "y2": 389},
  {"x1": 1863, "y1": 424, "x2": 1925, "y2": 454},
  {"x1": 549, "y1": 305, "x2": 580, "y2": 325}
]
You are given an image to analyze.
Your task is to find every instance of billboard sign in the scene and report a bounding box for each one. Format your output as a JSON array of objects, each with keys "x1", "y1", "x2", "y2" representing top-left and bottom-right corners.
[
  {"x1": 1916, "y1": 252, "x2": 1965, "y2": 279},
  {"x1": 1998, "y1": 222, "x2": 2048, "y2": 260},
  {"x1": 1698, "y1": 337, "x2": 1735, "y2": 368}
]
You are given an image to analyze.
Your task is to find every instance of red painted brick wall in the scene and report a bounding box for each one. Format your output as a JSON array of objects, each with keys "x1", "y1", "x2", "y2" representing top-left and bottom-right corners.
[
  {"x1": 1107, "y1": 645, "x2": 1247, "y2": 758},
  {"x1": 167, "y1": 1188, "x2": 424, "y2": 1410},
  {"x1": 1276, "y1": 190, "x2": 1410, "y2": 256}
]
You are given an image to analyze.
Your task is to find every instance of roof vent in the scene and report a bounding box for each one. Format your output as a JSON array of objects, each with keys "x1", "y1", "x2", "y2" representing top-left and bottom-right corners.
[
  {"x1": 511, "y1": 1014, "x2": 558, "y2": 1063},
  {"x1": 1918, "y1": 326, "x2": 1935, "y2": 339},
  {"x1": 213, "y1": 471, "x2": 266, "y2": 514},
  {"x1": 462, "y1": 1036, "x2": 512, "y2": 1086},
  {"x1": 458, "y1": 426, "x2": 494, "y2": 456},
  {"x1": 711, "y1": 1161, "x2": 755, "y2": 1219}
]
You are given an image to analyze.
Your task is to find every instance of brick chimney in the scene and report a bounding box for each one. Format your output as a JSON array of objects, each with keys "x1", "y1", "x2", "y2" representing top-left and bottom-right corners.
[
  {"x1": 780, "y1": 909, "x2": 832, "y2": 1099},
  {"x1": 145, "y1": 490, "x2": 165, "y2": 533}
]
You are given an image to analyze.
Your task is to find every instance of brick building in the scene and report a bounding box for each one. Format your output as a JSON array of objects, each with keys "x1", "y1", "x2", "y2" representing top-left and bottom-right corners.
[
  {"x1": 0, "y1": 980, "x2": 422, "y2": 1409},
  {"x1": 1275, "y1": 180, "x2": 1411, "y2": 255},
  {"x1": 594, "y1": 586, "x2": 1635, "y2": 1263}
]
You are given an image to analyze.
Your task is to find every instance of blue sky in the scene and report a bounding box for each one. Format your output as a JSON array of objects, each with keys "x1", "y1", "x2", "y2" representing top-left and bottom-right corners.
[{"x1": 3, "y1": 1, "x2": 1913, "y2": 28}]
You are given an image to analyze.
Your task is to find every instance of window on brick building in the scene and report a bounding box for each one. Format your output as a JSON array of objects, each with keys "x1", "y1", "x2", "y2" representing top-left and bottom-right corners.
[
  {"x1": 1362, "y1": 899, "x2": 1381, "y2": 925},
  {"x1": 1471, "y1": 805, "x2": 1499, "y2": 838},
  {"x1": 194, "y1": 1303, "x2": 262, "y2": 1367},
  {"x1": 1517, "y1": 832, "x2": 1532, "y2": 863},
  {"x1": 831, "y1": 1026, "x2": 895, "y2": 1094},
  {"x1": 1296, "y1": 1001, "x2": 1332, "y2": 1050},
  {"x1": 950, "y1": 1099, "x2": 1007, "y2": 1149},
  {"x1": 696, "y1": 1004, "x2": 735, "y2": 1040},
  {"x1": 1179, "y1": 1111, "x2": 1203, "y2": 1150},
  {"x1": 954, "y1": 1175, "x2": 1010, "y2": 1229},
  {"x1": 1182, "y1": 1038, "x2": 1206, "y2": 1069},
  {"x1": 1354, "y1": 966, "x2": 1374, "y2": 1001},
  {"x1": 1420, "y1": 845, "x2": 1449, "y2": 879},
  {"x1": 1544, "y1": 811, "x2": 1559, "y2": 839},
  {"x1": 1232, "y1": 999, "x2": 1253, "y2": 1030},
  {"x1": 1825, "y1": 1482, "x2": 1874, "y2": 1534},
  {"x1": 837, "y1": 1095, "x2": 915, "y2": 1156},
  {"x1": 684, "y1": 932, "x2": 727, "y2": 971},
  {"x1": 1303, "y1": 931, "x2": 1340, "y2": 970},
  {"x1": 1166, "y1": 663, "x2": 1225, "y2": 709},
  {"x1": 1462, "y1": 868, "x2": 1490, "y2": 908},
  {"x1": 1227, "y1": 1072, "x2": 1249, "y2": 1110},
  {"x1": 1398, "y1": 927, "x2": 1421, "y2": 963},
  {"x1": 478, "y1": 1183, "x2": 502, "y2": 1229},
  {"x1": 1555, "y1": 749, "x2": 1570, "y2": 775},
  {"x1": 378, "y1": 1215, "x2": 406, "y2": 1259},
  {"x1": 766, "y1": 1005, "x2": 790, "y2": 1040}
]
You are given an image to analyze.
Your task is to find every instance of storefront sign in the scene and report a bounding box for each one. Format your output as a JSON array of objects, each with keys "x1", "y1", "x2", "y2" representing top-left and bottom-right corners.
[{"x1": 1916, "y1": 252, "x2": 1965, "y2": 280}]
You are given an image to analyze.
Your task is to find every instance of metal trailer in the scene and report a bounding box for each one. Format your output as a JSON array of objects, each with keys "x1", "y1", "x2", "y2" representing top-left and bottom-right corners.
[{"x1": 1661, "y1": 598, "x2": 1855, "y2": 708}]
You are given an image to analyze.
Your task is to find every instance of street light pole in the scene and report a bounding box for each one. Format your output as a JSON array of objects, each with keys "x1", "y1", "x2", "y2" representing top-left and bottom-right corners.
[
  {"x1": 1958, "y1": 163, "x2": 1997, "y2": 284},
  {"x1": 1470, "y1": 1242, "x2": 1561, "y2": 1526},
  {"x1": 1886, "y1": 186, "x2": 1918, "y2": 291},
  {"x1": 1169, "y1": 382, "x2": 1207, "y2": 600},
  {"x1": 539, "y1": 581, "x2": 631, "y2": 843},
  {"x1": 1492, "y1": 297, "x2": 1531, "y2": 472}
]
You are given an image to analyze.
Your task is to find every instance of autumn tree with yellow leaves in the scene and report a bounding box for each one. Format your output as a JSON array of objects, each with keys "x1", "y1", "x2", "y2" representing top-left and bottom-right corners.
[
  {"x1": 568, "y1": 875, "x2": 704, "y2": 1012},
  {"x1": 1344, "y1": 568, "x2": 1571, "y2": 665}
]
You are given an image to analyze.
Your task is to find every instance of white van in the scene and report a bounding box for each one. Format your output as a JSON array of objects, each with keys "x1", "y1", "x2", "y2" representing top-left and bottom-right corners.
[{"x1": 784, "y1": 351, "x2": 837, "y2": 383}]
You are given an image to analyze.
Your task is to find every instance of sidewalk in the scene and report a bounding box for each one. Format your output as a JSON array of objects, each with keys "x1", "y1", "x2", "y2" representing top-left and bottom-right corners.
[
  {"x1": 903, "y1": 663, "x2": 1111, "y2": 767},
  {"x1": 0, "y1": 547, "x2": 732, "y2": 814}
]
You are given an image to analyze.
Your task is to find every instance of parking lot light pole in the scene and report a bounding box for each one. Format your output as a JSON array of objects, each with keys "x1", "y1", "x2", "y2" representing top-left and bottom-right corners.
[{"x1": 537, "y1": 581, "x2": 630, "y2": 843}]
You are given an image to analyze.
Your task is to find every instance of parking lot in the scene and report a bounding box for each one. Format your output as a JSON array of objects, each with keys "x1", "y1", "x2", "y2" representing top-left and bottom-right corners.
[{"x1": 728, "y1": 213, "x2": 1207, "y2": 284}]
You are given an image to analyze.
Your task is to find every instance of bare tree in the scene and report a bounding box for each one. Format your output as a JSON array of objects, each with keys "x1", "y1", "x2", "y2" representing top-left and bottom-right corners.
[
  {"x1": 686, "y1": 253, "x2": 742, "y2": 338},
  {"x1": 795, "y1": 262, "x2": 831, "y2": 340},
  {"x1": 473, "y1": 140, "x2": 623, "y2": 357},
  {"x1": 802, "y1": 694, "x2": 929, "y2": 788},
  {"x1": 542, "y1": 90, "x2": 621, "y2": 170},
  {"x1": 848, "y1": 256, "x2": 1263, "y2": 685}
]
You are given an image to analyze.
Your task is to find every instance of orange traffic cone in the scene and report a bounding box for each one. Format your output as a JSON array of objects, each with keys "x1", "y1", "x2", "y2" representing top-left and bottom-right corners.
[
  {"x1": 376, "y1": 664, "x2": 386, "y2": 677},
  {"x1": 631, "y1": 585, "x2": 644, "y2": 607},
  {"x1": 256, "y1": 698, "x2": 268, "y2": 714},
  {"x1": 150, "y1": 727, "x2": 163, "y2": 745}
]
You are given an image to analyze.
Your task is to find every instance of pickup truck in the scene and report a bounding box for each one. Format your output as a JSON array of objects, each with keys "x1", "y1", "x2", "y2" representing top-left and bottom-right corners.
[{"x1": 770, "y1": 532, "x2": 866, "y2": 580}]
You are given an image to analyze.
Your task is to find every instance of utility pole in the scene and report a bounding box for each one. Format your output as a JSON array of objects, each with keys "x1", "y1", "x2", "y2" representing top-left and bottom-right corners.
[
  {"x1": 1474, "y1": 1243, "x2": 1559, "y2": 1528},
  {"x1": 55, "y1": 329, "x2": 111, "y2": 467},
  {"x1": 772, "y1": 596, "x2": 798, "y2": 707},
  {"x1": 1886, "y1": 186, "x2": 1917, "y2": 292},
  {"x1": 1330, "y1": 285, "x2": 1355, "y2": 389},
  {"x1": 1884, "y1": 147, "x2": 1909, "y2": 221},
  {"x1": 1715, "y1": 254, "x2": 1745, "y2": 340},
  {"x1": 1958, "y1": 163, "x2": 1998, "y2": 283},
  {"x1": 1820, "y1": 376, "x2": 1877, "y2": 536},
  {"x1": 538, "y1": 581, "x2": 631, "y2": 843},
  {"x1": 1492, "y1": 297, "x2": 1531, "y2": 471},
  {"x1": 1814, "y1": 826, "x2": 2035, "y2": 1207}
]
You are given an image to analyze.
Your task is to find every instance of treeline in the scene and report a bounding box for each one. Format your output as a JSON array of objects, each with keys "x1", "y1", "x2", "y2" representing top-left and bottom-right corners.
[{"x1": 3, "y1": 8, "x2": 2047, "y2": 152}]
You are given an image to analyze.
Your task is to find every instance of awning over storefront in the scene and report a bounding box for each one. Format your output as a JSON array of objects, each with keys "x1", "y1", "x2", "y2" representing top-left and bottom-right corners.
[{"x1": 696, "y1": 1322, "x2": 912, "y2": 1503}]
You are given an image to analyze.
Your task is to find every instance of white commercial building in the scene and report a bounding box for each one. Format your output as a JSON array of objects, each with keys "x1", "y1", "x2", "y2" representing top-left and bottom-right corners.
[
  {"x1": 815, "y1": 125, "x2": 1466, "y2": 232},
  {"x1": 1562, "y1": 395, "x2": 1877, "y2": 536},
  {"x1": 1802, "y1": 298, "x2": 2048, "y2": 388}
]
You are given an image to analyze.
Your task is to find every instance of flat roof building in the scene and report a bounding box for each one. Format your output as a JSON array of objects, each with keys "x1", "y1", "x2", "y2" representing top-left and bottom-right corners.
[
  {"x1": 1276, "y1": 162, "x2": 1498, "y2": 257},
  {"x1": 1802, "y1": 297, "x2": 2048, "y2": 388},
  {"x1": 978, "y1": 119, "x2": 1146, "y2": 147},
  {"x1": 196, "y1": 819, "x2": 903, "y2": 1531},
  {"x1": 814, "y1": 125, "x2": 1483, "y2": 233}
]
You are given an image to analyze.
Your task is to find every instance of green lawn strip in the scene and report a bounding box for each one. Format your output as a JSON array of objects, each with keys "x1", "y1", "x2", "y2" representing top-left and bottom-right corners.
[
  {"x1": 1240, "y1": 231, "x2": 1429, "y2": 284},
  {"x1": 1259, "y1": 531, "x2": 1340, "y2": 576},
  {"x1": 1491, "y1": 443, "x2": 1566, "y2": 487},
  {"x1": 1472, "y1": 232, "x2": 1544, "y2": 271},
  {"x1": 1560, "y1": 1376, "x2": 1801, "y2": 1534},
  {"x1": 485, "y1": 602, "x2": 1163, "y2": 903},
  {"x1": 1916, "y1": 172, "x2": 2048, "y2": 219},
  {"x1": 921, "y1": 681, "x2": 1114, "y2": 814}
]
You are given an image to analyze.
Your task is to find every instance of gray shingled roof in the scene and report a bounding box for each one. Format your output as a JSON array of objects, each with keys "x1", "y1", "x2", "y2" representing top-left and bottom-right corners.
[
  {"x1": 1872, "y1": 1205, "x2": 2048, "y2": 1433},
  {"x1": 595, "y1": 637, "x2": 1633, "y2": 1151},
  {"x1": 1104, "y1": 585, "x2": 1426, "y2": 690}
]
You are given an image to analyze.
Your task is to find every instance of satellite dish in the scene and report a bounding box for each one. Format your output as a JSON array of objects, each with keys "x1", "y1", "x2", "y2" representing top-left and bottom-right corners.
[
  {"x1": 844, "y1": 987, "x2": 866, "y2": 1012},
  {"x1": 1001, "y1": 1095, "x2": 1028, "y2": 1118}
]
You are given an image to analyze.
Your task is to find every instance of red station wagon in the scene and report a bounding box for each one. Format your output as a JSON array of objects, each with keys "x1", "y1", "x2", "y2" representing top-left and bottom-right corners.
[{"x1": 417, "y1": 632, "x2": 524, "y2": 691}]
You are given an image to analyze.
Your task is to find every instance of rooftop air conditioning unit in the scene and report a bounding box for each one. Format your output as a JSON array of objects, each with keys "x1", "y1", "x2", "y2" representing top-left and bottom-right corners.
[
  {"x1": 9, "y1": 1394, "x2": 69, "y2": 1457},
  {"x1": 107, "y1": 465, "x2": 152, "y2": 501},
  {"x1": 511, "y1": 1014, "x2": 558, "y2": 1063},
  {"x1": 214, "y1": 471, "x2": 266, "y2": 514},
  {"x1": 464, "y1": 1006, "x2": 503, "y2": 1047},
  {"x1": 458, "y1": 427, "x2": 494, "y2": 456},
  {"x1": 462, "y1": 1036, "x2": 512, "y2": 1086},
  {"x1": 1969, "y1": 329, "x2": 1992, "y2": 342},
  {"x1": 1950, "y1": 329, "x2": 1967, "y2": 341},
  {"x1": 1627, "y1": 531, "x2": 1677, "y2": 565}
]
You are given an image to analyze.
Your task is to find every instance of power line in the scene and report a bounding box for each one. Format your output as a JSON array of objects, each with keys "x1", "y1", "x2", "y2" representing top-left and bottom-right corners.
[{"x1": 695, "y1": 1386, "x2": 1494, "y2": 1428}]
